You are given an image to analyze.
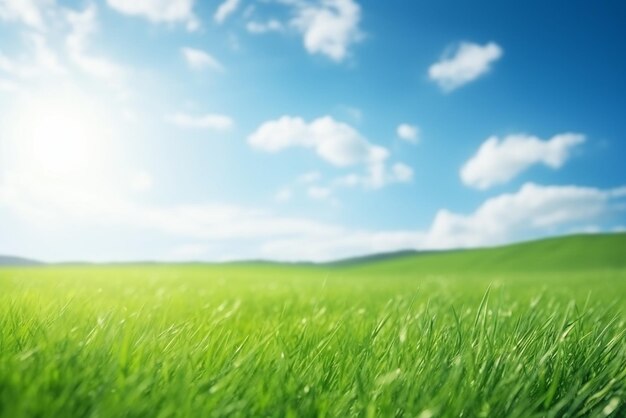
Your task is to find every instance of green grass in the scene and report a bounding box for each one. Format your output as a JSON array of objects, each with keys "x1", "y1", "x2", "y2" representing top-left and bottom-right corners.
[{"x1": 1, "y1": 234, "x2": 626, "y2": 417}]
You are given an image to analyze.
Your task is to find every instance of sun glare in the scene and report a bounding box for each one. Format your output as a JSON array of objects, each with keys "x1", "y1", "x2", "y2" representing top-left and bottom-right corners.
[
  {"x1": 28, "y1": 104, "x2": 97, "y2": 175},
  {"x1": 4, "y1": 87, "x2": 117, "y2": 191}
]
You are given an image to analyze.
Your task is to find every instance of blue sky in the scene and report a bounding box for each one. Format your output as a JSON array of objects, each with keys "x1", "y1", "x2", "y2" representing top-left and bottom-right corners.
[{"x1": 0, "y1": 0, "x2": 625, "y2": 262}]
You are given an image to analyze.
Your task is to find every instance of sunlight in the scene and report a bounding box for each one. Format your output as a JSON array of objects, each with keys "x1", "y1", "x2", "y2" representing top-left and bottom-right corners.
[
  {"x1": 28, "y1": 102, "x2": 97, "y2": 175},
  {"x1": 12, "y1": 89, "x2": 109, "y2": 175},
  {"x1": 4, "y1": 86, "x2": 117, "y2": 192}
]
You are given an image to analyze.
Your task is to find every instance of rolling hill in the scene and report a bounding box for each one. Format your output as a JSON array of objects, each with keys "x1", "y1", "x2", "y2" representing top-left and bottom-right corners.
[
  {"x1": 1, "y1": 233, "x2": 624, "y2": 272},
  {"x1": 0, "y1": 255, "x2": 42, "y2": 266},
  {"x1": 343, "y1": 233, "x2": 626, "y2": 274}
]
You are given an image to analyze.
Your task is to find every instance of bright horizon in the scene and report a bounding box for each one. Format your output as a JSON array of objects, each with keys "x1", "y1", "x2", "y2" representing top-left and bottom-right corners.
[{"x1": 1, "y1": 0, "x2": 626, "y2": 262}]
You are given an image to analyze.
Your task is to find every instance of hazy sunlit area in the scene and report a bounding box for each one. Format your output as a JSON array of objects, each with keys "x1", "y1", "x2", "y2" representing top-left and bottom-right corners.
[{"x1": 1, "y1": 1, "x2": 625, "y2": 417}]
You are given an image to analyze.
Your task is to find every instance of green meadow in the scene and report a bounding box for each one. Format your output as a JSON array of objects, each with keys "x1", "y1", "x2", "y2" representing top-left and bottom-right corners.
[{"x1": 1, "y1": 234, "x2": 625, "y2": 417}]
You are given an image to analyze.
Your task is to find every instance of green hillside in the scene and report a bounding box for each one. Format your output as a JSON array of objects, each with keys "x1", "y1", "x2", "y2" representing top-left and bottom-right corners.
[{"x1": 344, "y1": 233, "x2": 626, "y2": 275}]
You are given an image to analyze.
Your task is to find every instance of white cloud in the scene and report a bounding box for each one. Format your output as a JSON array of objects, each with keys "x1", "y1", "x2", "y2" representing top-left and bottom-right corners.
[
  {"x1": 1, "y1": 163, "x2": 624, "y2": 261},
  {"x1": 0, "y1": 0, "x2": 50, "y2": 31},
  {"x1": 260, "y1": 229, "x2": 423, "y2": 262},
  {"x1": 289, "y1": 0, "x2": 363, "y2": 62},
  {"x1": 461, "y1": 133, "x2": 585, "y2": 190},
  {"x1": 333, "y1": 162, "x2": 413, "y2": 190},
  {"x1": 65, "y1": 5, "x2": 126, "y2": 82},
  {"x1": 423, "y1": 183, "x2": 624, "y2": 249},
  {"x1": 245, "y1": 0, "x2": 363, "y2": 61},
  {"x1": 429, "y1": 41, "x2": 503, "y2": 91},
  {"x1": 0, "y1": 3, "x2": 124, "y2": 89},
  {"x1": 0, "y1": 171, "x2": 340, "y2": 245},
  {"x1": 248, "y1": 115, "x2": 386, "y2": 167},
  {"x1": 281, "y1": 164, "x2": 408, "y2": 205},
  {"x1": 166, "y1": 112, "x2": 234, "y2": 131},
  {"x1": 397, "y1": 123, "x2": 419, "y2": 144},
  {"x1": 0, "y1": 176, "x2": 374, "y2": 260},
  {"x1": 132, "y1": 206, "x2": 417, "y2": 261},
  {"x1": 181, "y1": 47, "x2": 224, "y2": 72},
  {"x1": 391, "y1": 163, "x2": 413, "y2": 182},
  {"x1": 250, "y1": 115, "x2": 414, "y2": 191},
  {"x1": 246, "y1": 19, "x2": 284, "y2": 34},
  {"x1": 0, "y1": 34, "x2": 64, "y2": 80},
  {"x1": 106, "y1": 0, "x2": 199, "y2": 31},
  {"x1": 214, "y1": 0, "x2": 240, "y2": 24}
]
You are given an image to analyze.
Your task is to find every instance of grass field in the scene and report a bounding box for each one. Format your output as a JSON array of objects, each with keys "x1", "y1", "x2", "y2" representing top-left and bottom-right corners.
[{"x1": 1, "y1": 234, "x2": 626, "y2": 417}]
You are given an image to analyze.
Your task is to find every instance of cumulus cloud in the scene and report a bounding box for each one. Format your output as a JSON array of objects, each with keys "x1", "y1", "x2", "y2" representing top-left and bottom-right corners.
[
  {"x1": 461, "y1": 133, "x2": 586, "y2": 190},
  {"x1": 214, "y1": 0, "x2": 240, "y2": 24},
  {"x1": 429, "y1": 41, "x2": 503, "y2": 91},
  {"x1": 246, "y1": 19, "x2": 284, "y2": 34},
  {"x1": 248, "y1": 115, "x2": 386, "y2": 167},
  {"x1": 391, "y1": 163, "x2": 414, "y2": 182},
  {"x1": 424, "y1": 183, "x2": 625, "y2": 249},
  {"x1": 244, "y1": 0, "x2": 362, "y2": 61},
  {"x1": 181, "y1": 47, "x2": 224, "y2": 72},
  {"x1": 166, "y1": 112, "x2": 234, "y2": 131},
  {"x1": 397, "y1": 123, "x2": 419, "y2": 144},
  {"x1": 249, "y1": 115, "x2": 413, "y2": 191},
  {"x1": 106, "y1": 0, "x2": 199, "y2": 30},
  {"x1": 289, "y1": 0, "x2": 363, "y2": 62}
]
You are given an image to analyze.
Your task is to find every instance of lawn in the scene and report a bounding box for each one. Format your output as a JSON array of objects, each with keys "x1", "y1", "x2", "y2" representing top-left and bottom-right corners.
[{"x1": 1, "y1": 234, "x2": 625, "y2": 417}]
